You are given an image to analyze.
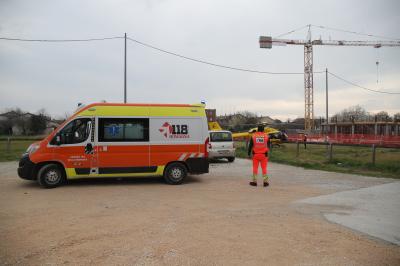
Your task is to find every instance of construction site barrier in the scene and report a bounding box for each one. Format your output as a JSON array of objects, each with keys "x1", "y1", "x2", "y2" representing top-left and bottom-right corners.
[{"x1": 287, "y1": 133, "x2": 400, "y2": 148}]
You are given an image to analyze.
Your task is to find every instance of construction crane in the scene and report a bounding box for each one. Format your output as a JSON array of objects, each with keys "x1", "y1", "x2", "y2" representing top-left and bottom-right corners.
[{"x1": 259, "y1": 25, "x2": 400, "y2": 131}]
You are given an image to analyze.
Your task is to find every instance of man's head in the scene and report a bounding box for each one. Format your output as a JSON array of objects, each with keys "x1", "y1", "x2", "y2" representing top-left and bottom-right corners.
[{"x1": 257, "y1": 125, "x2": 265, "y2": 132}]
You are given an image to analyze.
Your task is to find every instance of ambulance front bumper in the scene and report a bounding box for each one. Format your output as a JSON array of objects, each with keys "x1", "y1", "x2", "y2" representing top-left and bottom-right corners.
[{"x1": 18, "y1": 153, "x2": 36, "y2": 180}]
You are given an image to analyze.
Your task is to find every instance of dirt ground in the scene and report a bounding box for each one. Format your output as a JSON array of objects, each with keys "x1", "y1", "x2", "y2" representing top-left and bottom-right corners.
[{"x1": 0, "y1": 159, "x2": 399, "y2": 265}]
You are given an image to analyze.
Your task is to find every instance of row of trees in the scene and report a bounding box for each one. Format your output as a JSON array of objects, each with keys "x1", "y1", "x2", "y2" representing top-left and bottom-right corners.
[
  {"x1": 218, "y1": 111, "x2": 259, "y2": 132},
  {"x1": 2, "y1": 105, "x2": 398, "y2": 135},
  {"x1": 0, "y1": 108, "x2": 50, "y2": 135},
  {"x1": 216, "y1": 106, "x2": 400, "y2": 133},
  {"x1": 331, "y1": 105, "x2": 400, "y2": 123}
]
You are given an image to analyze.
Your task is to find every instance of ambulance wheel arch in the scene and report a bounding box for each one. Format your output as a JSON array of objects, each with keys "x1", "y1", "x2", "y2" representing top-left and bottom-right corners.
[
  {"x1": 163, "y1": 162, "x2": 188, "y2": 185},
  {"x1": 36, "y1": 162, "x2": 66, "y2": 188}
]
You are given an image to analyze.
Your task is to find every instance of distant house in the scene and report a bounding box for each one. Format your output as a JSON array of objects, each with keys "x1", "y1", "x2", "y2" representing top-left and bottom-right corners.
[
  {"x1": 0, "y1": 111, "x2": 61, "y2": 136},
  {"x1": 43, "y1": 120, "x2": 62, "y2": 135},
  {"x1": 0, "y1": 111, "x2": 33, "y2": 135},
  {"x1": 217, "y1": 113, "x2": 247, "y2": 131},
  {"x1": 259, "y1": 116, "x2": 275, "y2": 125}
]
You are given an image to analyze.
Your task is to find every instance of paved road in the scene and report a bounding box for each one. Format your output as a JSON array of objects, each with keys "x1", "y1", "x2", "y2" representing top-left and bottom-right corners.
[
  {"x1": 0, "y1": 159, "x2": 399, "y2": 265},
  {"x1": 298, "y1": 182, "x2": 400, "y2": 245}
]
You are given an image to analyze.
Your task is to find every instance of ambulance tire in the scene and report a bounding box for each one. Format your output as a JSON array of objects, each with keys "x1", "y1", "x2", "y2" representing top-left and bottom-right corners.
[
  {"x1": 37, "y1": 164, "x2": 65, "y2": 189},
  {"x1": 164, "y1": 163, "x2": 187, "y2": 185},
  {"x1": 227, "y1": 157, "x2": 235, "y2": 162}
]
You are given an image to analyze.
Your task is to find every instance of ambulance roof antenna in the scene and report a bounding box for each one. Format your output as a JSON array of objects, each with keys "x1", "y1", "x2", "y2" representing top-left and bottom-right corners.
[{"x1": 76, "y1": 103, "x2": 86, "y2": 111}]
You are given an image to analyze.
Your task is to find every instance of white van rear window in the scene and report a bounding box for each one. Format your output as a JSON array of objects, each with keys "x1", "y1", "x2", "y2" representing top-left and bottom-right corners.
[{"x1": 210, "y1": 132, "x2": 232, "y2": 142}]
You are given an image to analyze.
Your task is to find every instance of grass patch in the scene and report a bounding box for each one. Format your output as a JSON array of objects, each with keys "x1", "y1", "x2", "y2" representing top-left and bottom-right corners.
[
  {"x1": 0, "y1": 135, "x2": 44, "y2": 141},
  {"x1": 0, "y1": 140, "x2": 36, "y2": 162},
  {"x1": 235, "y1": 141, "x2": 400, "y2": 179}
]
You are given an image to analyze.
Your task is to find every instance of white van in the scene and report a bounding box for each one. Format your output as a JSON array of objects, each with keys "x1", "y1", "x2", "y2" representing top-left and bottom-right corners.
[{"x1": 208, "y1": 130, "x2": 235, "y2": 162}]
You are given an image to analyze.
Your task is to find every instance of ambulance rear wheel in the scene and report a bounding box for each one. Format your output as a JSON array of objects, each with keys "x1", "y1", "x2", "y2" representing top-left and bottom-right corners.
[
  {"x1": 164, "y1": 163, "x2": 187, "y2": 185},
  {"x1": 37, "y1": 164, "x2": 65, "y2": 188}
]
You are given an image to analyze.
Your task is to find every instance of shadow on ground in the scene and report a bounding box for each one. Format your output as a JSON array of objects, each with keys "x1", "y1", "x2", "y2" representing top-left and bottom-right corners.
[{"x1": 17, "y1": 175, "x2": 204, "y2": 189}]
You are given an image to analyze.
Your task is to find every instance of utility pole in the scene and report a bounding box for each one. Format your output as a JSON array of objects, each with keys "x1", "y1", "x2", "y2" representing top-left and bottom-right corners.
[
  {"x1": 124, "y1": 33, "x2": 127, "y2": 103},
  {"x1": 325, "y1": 68, "x2": 329, "y2": 157},
  {"x1": 325, "y1": 68, "x2": 328, "y2": 135}
]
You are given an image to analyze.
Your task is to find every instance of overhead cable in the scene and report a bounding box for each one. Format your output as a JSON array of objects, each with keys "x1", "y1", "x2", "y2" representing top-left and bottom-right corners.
[
  {"x1": 0, "y1": 36, "x2": 124, "y2": 42},
  {"x1": 273, "y1": 25, "x2": 310, "y2": 38},
  {"x1": 311, "y1": 25, "x2": 400, "y2": 41},
  {"x1": 328, "y1": 71, "x2": 400, "y2": 94},
  {"x1": 127, "y1": 37, "x2": 324, "y2": 75}
]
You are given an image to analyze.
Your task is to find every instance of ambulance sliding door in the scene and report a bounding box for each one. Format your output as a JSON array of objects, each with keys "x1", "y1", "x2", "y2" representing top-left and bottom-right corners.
[{"x1": 96, "y1": 117, "x2": 152, "y2": 175}]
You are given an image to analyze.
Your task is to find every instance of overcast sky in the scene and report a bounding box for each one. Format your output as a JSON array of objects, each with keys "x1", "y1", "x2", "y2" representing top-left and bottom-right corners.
[{"x1": 0, "y1": 0, "x2": 399, "y2": 120}]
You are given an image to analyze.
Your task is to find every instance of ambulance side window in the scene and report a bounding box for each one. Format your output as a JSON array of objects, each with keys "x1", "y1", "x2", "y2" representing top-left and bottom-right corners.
[
  {"x1": 98, "y1": 118, "x2": 149, "y2": 142},
  {"x1": 51, "y1": 118, "x2": 91, "y2": 145}
]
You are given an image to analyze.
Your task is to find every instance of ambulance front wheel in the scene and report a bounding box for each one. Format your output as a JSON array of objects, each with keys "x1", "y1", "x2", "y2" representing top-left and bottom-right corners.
[
  {"x1": 164, "y1": 163, "x2": 187, "y2": 185},
  {"x1": 37, "y1": 164, "x2": 65, "y2": 188}
]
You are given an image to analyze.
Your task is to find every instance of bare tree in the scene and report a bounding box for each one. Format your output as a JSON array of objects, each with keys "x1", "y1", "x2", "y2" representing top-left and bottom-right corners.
[
  {"x1": 28, "y1": 109, "x2": 49, "y2": 135},
  {"x1": 334, "y1": 105, "x2": 369, "y2": 122},
  {"x1": 240, "y1": 111, "x2": 259, "y2": 126},
  {"x1": 374, "y1": 111, "x2": 391, "y2": 122},
  {"x1": 13, "y1": 108, "x2": 29, "y2": 135},
  {"x1": 394, "y1": 113, "x2": 400, "y2": 122}
]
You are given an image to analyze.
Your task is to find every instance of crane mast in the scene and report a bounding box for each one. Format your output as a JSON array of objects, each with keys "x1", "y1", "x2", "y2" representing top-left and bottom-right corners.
[
  {"x1": 304, "y1": 43, "x2": 314, "y2": 130},
  {"x1": 259, "y1": 30, "x2": 400, "y2": 131}
]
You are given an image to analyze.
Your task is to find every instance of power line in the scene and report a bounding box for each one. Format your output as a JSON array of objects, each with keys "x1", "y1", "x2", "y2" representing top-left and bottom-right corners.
[
  {"x1": 0, "y1": 36, "x2": 124, "y2": 42},
  {"x1": 0, "y1": 33, "x2": 323, "y2": 74},
  {"x1": 1, "y1": 33, "x2": 399, "y2": 95},
  {"x1": 328, "y1": 71, "x2": 400, "y2": 95},
  {"x1": 126, "y1": 37, "x2": 324, "y2": 75},
  {"x1": 273, "y1": 25, "x2": 309, "y2": 38},
  {"x1": 311, "y1": 24, "x2": 400, "y2": 41}
]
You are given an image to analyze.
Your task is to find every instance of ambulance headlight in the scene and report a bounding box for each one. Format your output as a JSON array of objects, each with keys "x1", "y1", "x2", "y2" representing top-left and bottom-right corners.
[{"x1": 26, "y1": 143, "x2": 40, "y2": 155}]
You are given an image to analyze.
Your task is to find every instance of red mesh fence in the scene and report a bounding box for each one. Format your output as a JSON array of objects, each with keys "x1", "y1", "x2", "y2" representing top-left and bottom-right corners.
[{"x1": 287, "y1": 134, "x2": 400, "y2": 148}]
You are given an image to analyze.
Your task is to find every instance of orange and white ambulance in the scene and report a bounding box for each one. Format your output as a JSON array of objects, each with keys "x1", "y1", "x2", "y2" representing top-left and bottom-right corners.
[{"x1": 18, "y1": 103, "x2": 209, "y2": 188}]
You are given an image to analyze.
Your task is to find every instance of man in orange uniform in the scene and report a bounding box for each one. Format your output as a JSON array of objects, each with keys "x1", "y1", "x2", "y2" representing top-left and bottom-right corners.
[{"x1": 247, "y1": 125, "x2": 270, "y2": 187}]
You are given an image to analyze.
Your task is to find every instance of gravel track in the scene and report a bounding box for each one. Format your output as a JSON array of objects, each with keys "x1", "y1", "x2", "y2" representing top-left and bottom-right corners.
[{"x1": 0, "y1": 159, "x2": 399, "y2": 265}]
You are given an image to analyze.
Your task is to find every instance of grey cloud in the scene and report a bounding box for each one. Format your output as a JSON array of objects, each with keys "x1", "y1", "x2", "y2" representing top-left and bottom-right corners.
[{"x1": 0, "y1": 0, "x2": 399, "y2": 118}]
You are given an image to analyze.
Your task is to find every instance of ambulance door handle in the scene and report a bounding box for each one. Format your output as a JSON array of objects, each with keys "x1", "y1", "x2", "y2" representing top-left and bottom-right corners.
[{"x1": 85, "y1": 143, "x2": 93, "y2": 154}]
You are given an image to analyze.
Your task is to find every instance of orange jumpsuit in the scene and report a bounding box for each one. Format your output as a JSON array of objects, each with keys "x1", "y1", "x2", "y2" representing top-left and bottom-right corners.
[{"x1": 248, "y1": 132, "x2": 269, "y2": 179}]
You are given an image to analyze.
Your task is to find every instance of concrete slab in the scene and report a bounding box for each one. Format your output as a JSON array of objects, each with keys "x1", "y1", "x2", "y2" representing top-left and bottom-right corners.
[{"x1": 298, "y1": 182, "x2": 400, "y2": 245}]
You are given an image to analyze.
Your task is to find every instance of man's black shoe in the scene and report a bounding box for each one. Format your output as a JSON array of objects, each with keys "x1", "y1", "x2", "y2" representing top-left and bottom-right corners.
[{"x1": 249, "y1": 181, "x2": 257, "y2": 186}]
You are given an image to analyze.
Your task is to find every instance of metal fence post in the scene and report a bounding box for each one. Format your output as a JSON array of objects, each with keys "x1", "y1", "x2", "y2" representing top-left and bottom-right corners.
[
  {"x1": 296, "y1": 141, "x2": 299, "y2": 157},
  {"x1": 6, "y1": 137, "x2": 11, "y2": 153},
  {"x1": 329, "y1": 143, "x2": 333, "y2": 162},
  {"x1": 269, "y1": 141, "x2": 272, "y2": 156},
  {"x1": 372, "y1": 144, "x2": 376, "y2": 165}
]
